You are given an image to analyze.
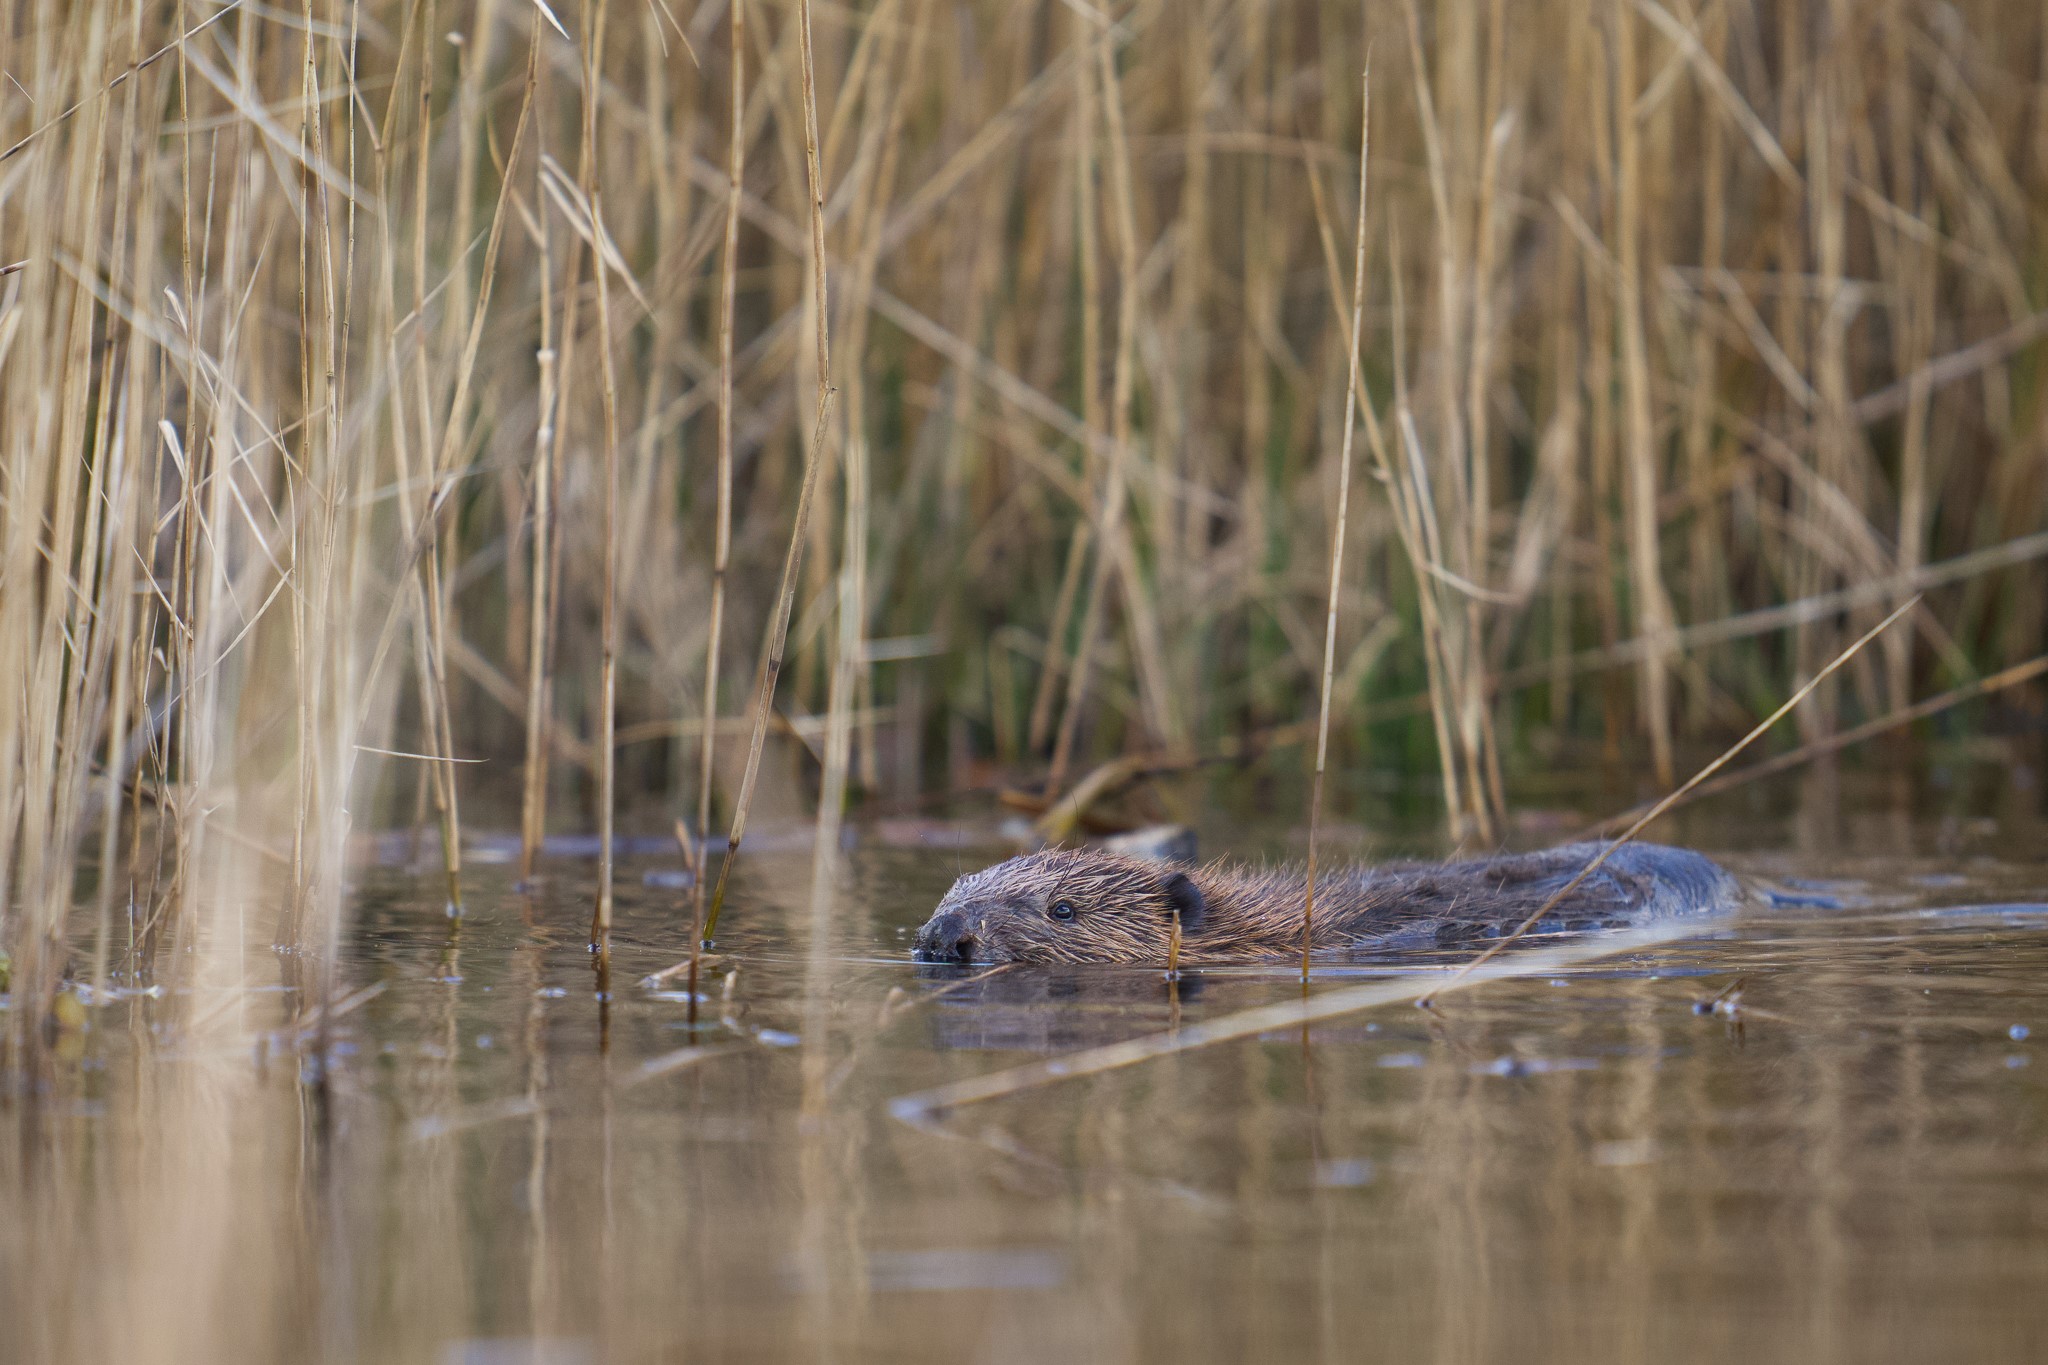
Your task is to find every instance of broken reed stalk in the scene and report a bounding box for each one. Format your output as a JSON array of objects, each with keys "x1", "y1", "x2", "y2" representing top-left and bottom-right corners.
[
  {"x1": 1416, "y1": 594, "x2": 1921, "y2": 1006},
  {"x1": 1302, "y1": 66, "x2": 1371, "y2": 986},
  {"x1": 586, "y1": 0, "x2": 621, "y2": 958},
  {"x1": 691, "y1": 0, "x2": 744, "y2": 1002},
  {"x1": 0, "y1": 0, "x2": 240, "y2": 165},
  {"x1": 695, "y1": 0, "x2": 836, "y2": 953},
  {"x1": 889, "y1": 917, "x2": 1702, "y2": 1122},
  {"x1": 1587, "y1": 651, "x2": 2048, "y2": 833}
]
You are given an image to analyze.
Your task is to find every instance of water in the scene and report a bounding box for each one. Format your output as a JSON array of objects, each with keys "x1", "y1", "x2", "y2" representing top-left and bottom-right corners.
[{"x1": 6, "y1": 808, "x2": 2048, "y2": 1363}]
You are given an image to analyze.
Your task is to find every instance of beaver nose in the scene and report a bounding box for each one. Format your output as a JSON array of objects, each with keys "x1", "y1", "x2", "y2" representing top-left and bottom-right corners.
[{"x1": 914, "y1": 910, "x2": 975, "y2": 963}]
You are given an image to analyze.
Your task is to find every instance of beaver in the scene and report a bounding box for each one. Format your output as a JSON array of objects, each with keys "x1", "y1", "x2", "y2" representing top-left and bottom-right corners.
[{"x1": 912, "y1": 841, "x2": 1738, "y2": 965}]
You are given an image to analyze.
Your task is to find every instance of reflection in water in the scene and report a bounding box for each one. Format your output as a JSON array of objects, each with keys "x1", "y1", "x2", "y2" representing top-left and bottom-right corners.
[
  {"x1": 4, "y1": 832, "x2": 2047, "y2": 1363},
  {"x1": 912, "y1": 965, "x2": 1206, "y2": 1053}
]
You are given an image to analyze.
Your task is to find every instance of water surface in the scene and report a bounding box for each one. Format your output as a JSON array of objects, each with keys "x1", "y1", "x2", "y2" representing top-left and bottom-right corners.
[{"x1": 7, "y1": 810, "x2": 2048, "y2": 1363}]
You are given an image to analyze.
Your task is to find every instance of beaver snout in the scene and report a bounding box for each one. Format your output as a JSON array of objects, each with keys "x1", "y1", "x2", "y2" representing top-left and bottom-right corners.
[{"x1": 913, "y1": 909, "x2": 977, "y2": 964}]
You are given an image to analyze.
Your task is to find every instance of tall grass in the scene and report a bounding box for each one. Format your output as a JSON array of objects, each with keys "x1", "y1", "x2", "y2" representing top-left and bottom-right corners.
[{"x1": 3, "y1": 0, "x2": 2046, "y2": 1028}]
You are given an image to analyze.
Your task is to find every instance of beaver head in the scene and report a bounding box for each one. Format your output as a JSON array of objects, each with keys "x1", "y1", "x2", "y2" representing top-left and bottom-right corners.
[{"x1": 913, "y1": 849, "x2": 1207, "y2": 965}]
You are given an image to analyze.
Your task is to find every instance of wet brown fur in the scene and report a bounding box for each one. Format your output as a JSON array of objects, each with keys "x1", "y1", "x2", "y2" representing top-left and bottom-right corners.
[{"x1": 914, "y1": 842, "x2": 1737, "y2": 965}]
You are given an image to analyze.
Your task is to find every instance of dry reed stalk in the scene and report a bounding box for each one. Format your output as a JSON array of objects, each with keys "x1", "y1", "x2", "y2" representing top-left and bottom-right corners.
[
  {"x1": 800, "y1": 0, "x2": 921, "y2": 1136},
  {"x1": 1377, "y1": 227, "x2": 1467, "y2": 838},
  {"x1": 1302, "y1": 115, "x2": 1416, "y2": 804},
  {"x1": 0, "y1": 4, "x2": 228, "y2": 167},
  {"x1": 1096, "y1": 23, "x2": 1179, "y2": 754},
  {"x1": 810, "y1": 430, "x2": 863, "y2": 864},
  {"x1": 1610, "y1": 0, "x2": 1678, "y2": 788},
  {"x1": 1461, "y1": 2, "x2": 1511, "y2": 827},
  {"x1": 1048, "y1": 6, "x2": 1169, "y2": 798},
  {"x1": 522, "y1": 44, "x2": 599, "y2": 889},
  {"x1": 181, "y1": 3, "x2": 243, "y2": 964},
  {"x1": 692, "y1": 0, "x2": 745, "y2": 978},
  {"x1": 365, "y1": 0, "x2": 455, "y2": 918},
  {"x1": 519, "y1": 322, "x2": 557, "y2": 883},
  {"x1": 1232, "y1": 0, "x2": 1276, "y2": 733},
  {"x1": 1401, "y1": 2, "x2": 1473, "y2": 835},
  {"x1": 694, "y1": 0, "x2": 836, "y2": 953},
  {"x1": 82, "y1": 3, "x2": 155, "y2": 995},
  {"x1": 1876, "y1": 10, "x2": 1936, "y2": 712},
  {"x1": 1501, "y1": 530, "x2": 2048, "y2": 686},
  {"x1": 387, "y1": 8, "x2": 540, "y2": 923},
  {"x1": 411, "y1": 0, "x2": 467, "y2": 917},
  {"x1": 586, "y1": 0, "x2": 621, "y2": 957},
  {"x1": 1301, "y1": 67, "x2": 1371, "y2": 985},
  {"x1": 1589, "y1": 652, "x2": 2048, "y2": 833},
  {"x1": 1392, "y1": 2, "x2": 1497, "y2": 841},
  {"x1": 1030, "y1": 4, "x2": 1105, "y2": 773},
  {"x1": 1421, "y1": 595, "x2": 1920, "y2": 1005},
  {"x1": 1809, "y1": 70, "x2": 1875, "y2": 730},
  {"x1": 889, "y1": 916, "x2": 1703, "y2": 1122},
  {"x1": 812, "y1": 0, "x2": 922, "y2": 863},
  {"x1": 286, "y1": 28, "x2": 316, "y2": 950},
  {"x1": 1158, "y1": 1, "x2": 1215, "y2": 635},
  {"x1": 1677, "y1": 3, "x2": 1730, "y2": 707}
]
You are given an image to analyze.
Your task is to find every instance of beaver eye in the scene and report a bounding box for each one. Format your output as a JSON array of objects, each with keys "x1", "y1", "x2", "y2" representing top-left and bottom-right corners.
[{"x1": 1049, "y1": 900, "x2": 1076, "y2": 922}]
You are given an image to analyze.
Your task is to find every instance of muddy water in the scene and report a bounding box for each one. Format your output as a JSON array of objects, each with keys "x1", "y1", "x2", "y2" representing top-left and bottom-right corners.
[{"x1": 6, "y1": 811, "x2": 2048, "y2": 1364}]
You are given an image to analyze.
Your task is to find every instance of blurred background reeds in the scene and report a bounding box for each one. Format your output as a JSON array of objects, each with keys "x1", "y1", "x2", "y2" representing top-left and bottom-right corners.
[{"x1": 3, "y1": 0, "x2": 2046, "y2": 1028}]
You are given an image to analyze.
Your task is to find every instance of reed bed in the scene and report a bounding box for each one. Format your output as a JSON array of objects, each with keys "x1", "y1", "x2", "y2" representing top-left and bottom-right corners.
[{"x1": 2, "y1": 0, "x2": 2046, "y2": 1034}]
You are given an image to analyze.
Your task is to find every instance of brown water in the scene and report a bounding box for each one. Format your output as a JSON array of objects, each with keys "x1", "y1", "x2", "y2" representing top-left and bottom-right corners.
[{"x1": 7, "y1": 802, "x2": 2048, "y2": 1364}]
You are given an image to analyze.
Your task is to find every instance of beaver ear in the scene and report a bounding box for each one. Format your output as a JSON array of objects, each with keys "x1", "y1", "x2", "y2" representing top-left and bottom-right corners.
[{"x1": 1161, "y1": 871, "x2": 1206, "y2": 932}]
